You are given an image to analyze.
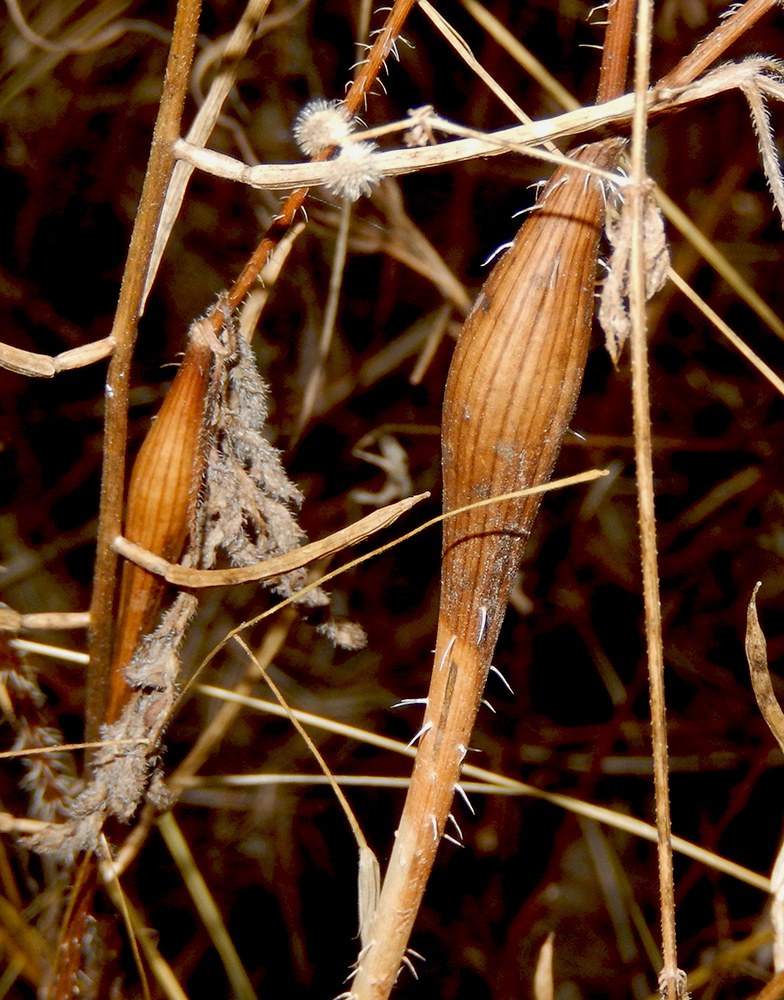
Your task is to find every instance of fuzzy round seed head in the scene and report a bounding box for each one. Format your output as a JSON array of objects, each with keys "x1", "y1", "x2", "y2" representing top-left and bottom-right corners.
[
  {"x1": 322, "y1": 141, "x2": 382, "y2": 202},
  {"x1": 292, "y1": 98, "x2": 355, "y2": 157}
]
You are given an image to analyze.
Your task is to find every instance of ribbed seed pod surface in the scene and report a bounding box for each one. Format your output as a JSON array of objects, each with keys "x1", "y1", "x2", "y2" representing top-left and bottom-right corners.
[{"x1": 106, "y1": 327, "x2": 212, "y2": 724}]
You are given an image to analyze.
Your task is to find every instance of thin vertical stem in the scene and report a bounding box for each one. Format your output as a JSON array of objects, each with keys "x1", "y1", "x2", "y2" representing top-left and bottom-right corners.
[
  {"x1": 628, "y1": 0, "x2": 682, "y2": 995},
  {"x1": 294, "y1": 199, "x2": 352, "y2": 439},
  {"x1": 87, "y1": 0, "x2": 202, "y2": 740}
]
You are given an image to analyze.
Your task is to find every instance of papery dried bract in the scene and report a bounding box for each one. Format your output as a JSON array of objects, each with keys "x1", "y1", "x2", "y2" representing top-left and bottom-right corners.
[{"x1": 599, "y1": 187, "x2": 670, "y2": 363}]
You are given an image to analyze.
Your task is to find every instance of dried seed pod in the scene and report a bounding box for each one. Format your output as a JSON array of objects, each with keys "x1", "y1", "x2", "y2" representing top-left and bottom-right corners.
[
  {"x1": 106, "y1": 321, "x2": 213, "y2": 724},
  {"x1": 350, "y1": 138, "x2": 624, "y2": 1000}
]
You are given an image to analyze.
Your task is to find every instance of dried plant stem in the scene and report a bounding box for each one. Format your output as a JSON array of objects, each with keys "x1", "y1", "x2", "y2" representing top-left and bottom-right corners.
[
  {"x1": 94, "y1": 680, "x2": 771, "y2": 891},
  {"x1": 461, "y1": 1, "x2": 784, "y2": 354},
  {"x1": 596, "y1": 0, "x2": 635, "y2": 102},
  {"x1": 158, "y1": 812, "x2": 256, "y2": 1000},
  {"x1": 657, "y1": 187, "x2": 784, "y2": 345},
  {"x1": 97, "y1": 866, "x2": 189, "y2": 1000},
  {"x1": 418, "y1": 0, "x2": 550, "y2": 143},
  {"x1": 217, "y1": 0, "x2": 418, "y2": 318},
  {"x1": 0, "y1": 610, "x2": 91, "y2": 631},
  {"x1": 142, "y1": 0, "x2": 274, "y2": 310},
  {"x1": 232, "y1": 634, "x2": 380, "y2": 946},
  {"x1": 171, "y1": 70, "x2": 748, "y2": 195},
  {"x1": 343, "y1": 3, "x2": 638, "y2": 994},
  {"x1": 295, "y1": 199, "x2": 352, "y2": 438},
  {"x1": 97, "y1": 835, "x2": 152, "y2": 1000},
  {"x1": 668, "y1": 269, "x2": 784, "y2": 397},
  {"x1": 46, "y1": 5, "x2": 202, "y2": 993},
  {"x1": 657, "y1": 0, "x2": 779, "y2": 90},
  {"x1": 753, "y1": 970, "x2": 784, "y2": 1000},
  {"x1": 628, "y1": 0, "x2": 682, "y2": 994},
  {"x1": 88, "y1": 0, "x2": 202, "y2": 739},
  {"x1": 350, "y1": 139, "x2": 623, "y2": 1000}
]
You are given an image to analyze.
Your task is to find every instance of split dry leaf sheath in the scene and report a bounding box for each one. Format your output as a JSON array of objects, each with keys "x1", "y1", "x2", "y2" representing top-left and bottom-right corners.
[
  {"x1": 350, "y1": 137, "x2": 624, "y2": 1000},
  {"x1": 106, "y1": 322, "x2": 213, "y2": 724}
]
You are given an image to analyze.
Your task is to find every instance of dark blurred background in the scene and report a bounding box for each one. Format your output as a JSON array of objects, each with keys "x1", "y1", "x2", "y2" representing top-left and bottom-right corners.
[{"x1": 2, "y1": 0, "x2": 784, "y2": 997}]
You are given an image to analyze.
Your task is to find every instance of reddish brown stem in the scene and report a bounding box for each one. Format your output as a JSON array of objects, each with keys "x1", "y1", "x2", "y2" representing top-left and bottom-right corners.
[
  {"x1": 596, "y1": 0, "x2": 636, "y2": 103},
  {"x1": 351, "y1": 138, "x2": 624, "y2": 1000},
  {"x1": 218, "y1": 0, "x2": 418, "y2": 316},
  {"x1": 657, "y1": 0, "x2": 779, "y2": 90}
]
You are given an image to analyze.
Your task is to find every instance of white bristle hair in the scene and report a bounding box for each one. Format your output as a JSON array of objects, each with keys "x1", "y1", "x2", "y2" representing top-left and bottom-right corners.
[
  {"x1": 292, "y1": 98, "x2": 355, "y2": 157},
  {"x1": 322, "y1": 141, "x2": 382, "y2": 201}
]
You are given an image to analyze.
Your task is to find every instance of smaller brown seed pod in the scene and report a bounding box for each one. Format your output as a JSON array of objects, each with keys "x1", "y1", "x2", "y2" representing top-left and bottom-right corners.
[
  {"x1": 105, "y1": 321, "x2": 214, "y2": 725},
  {"x1": 350, "y1": 137, "x2": 624, "y2": 1000}
]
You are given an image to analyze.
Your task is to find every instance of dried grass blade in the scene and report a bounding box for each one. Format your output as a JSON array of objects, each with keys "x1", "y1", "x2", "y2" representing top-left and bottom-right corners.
[
  {"x1": 745, "y1": 582, "x2": 784, "y2": 755},
  {"x1": 113, "y1": 492, "x2": 429, "y2": 587},
  {"x1": 191, "y1": 685, "x2": 772, "y2": 893},
  {"x1": 142, "y1": 0, "x2": 274, "y2": 309},
  {"x1": 158, "y1": 812, "x2": 256, "y2": 1000},
  {"x1": 746, "y1": 584, "x2": 784, "y2": 973}
]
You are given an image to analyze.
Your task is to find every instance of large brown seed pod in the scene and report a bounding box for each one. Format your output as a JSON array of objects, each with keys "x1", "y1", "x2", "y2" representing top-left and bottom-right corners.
[
  {"x1": 350, "y1": 137, "x2": 624, "y2": 1000},
  {"x1": 105, "y1": 323, "x2": 213, "y2": 725}
]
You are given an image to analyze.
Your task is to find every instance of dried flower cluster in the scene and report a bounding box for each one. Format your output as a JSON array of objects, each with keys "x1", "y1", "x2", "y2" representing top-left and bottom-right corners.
[
  {"x1": 599, "y1": 186, "x2": 670, "y2": 362},
  {"x1": 194, "y1": 324, "x2": 366, "y2": 649},
  {"x1": 0, "y1": 634, "x2": 77, "y2": 826},
  {"x1": 24, "y1": 595, "x2": 197, "y2": 857}
]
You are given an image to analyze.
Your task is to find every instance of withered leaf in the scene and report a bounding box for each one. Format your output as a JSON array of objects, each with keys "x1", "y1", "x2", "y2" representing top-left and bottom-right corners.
[{"x1": 599, "y1": 187, "x2": 670, "y2": 364}]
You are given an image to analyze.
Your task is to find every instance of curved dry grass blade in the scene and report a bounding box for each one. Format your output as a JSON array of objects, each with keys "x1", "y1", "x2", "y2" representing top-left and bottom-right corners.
[
  {"x1": 231, "y1": 633, "x2": 380, "y2": 950},
  {"x1": 745, "y1": 583, "x2": 784, "y2": 755},
  {"x1": 113, "y1": 492, "x2": 430, "y2": 587}
]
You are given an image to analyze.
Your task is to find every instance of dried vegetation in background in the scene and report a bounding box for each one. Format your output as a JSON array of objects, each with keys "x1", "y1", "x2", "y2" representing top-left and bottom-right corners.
[{"x1": 2, "y1": 0, "x2": 784, "y2": 997}]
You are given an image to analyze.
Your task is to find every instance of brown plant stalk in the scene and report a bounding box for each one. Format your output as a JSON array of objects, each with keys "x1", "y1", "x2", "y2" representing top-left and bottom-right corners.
[
  {"x1": 349, "y1": 136, "x2": 624, "y2": 1000},
  {"x1": 87, "y1": 0, "x2": 203, "y2": 738},
  {"x1": 216, "y1": 0, "x2": 418, "y2": 317},
  {"x1": 627, "y1": 0, "x2": 684, "y2": 994}
]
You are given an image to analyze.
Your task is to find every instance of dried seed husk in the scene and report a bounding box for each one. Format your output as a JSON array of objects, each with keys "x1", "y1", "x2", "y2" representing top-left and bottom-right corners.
[
  {"x1": 350, "y1": 138, "x2": 623, "y2": 1000},
  {"x1": 106, "y1": 325, "x2": 212, "y2": 724},
  {"x1": 440, "y1": 138, "x2": 623, "y2": 651}
]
